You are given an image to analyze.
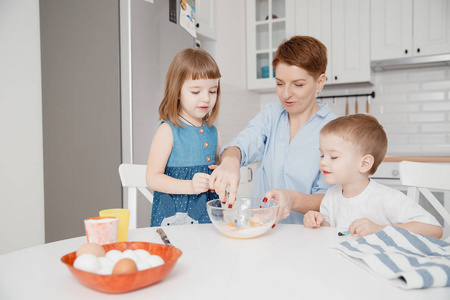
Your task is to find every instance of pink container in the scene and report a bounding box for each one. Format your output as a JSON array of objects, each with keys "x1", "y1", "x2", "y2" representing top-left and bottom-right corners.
[{"x1": 84, "y1": 216, "x2": 119, "y2": 245}]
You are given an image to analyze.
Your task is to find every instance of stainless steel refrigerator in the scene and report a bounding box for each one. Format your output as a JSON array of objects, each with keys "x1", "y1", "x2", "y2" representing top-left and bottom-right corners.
[{"x1": 41, "y1": 0, "x2": 195, "y2": 242}]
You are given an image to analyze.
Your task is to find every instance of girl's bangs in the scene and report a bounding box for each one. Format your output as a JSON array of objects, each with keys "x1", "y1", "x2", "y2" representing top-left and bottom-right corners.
[
  {"x1": 190, "y1": 70, "x2": 220, "y2": 80},
  {"x1": 188, "y1": 62, "x2": 221, "y2": 80}
]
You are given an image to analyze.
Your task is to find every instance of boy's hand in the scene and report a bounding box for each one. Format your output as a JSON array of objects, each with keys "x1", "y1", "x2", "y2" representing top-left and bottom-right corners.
[
  {"x1": 303, "y1": 211, "x2": 324, "y2": 228},
  {"x1": 348, "y1": 218, "x2": 386, "y2": 237},
  {"x1": 191, "y1": 173, "x2": 211, "y2": 194}
]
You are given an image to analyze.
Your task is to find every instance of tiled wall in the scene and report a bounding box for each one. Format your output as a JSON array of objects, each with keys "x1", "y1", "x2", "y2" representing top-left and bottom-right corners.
[
  {"x1": 374, "y1": 66, "x2": 450, "y2": 155},
  {"x1": 261, "y1": 65, "x2": 450, "y2": 155}
]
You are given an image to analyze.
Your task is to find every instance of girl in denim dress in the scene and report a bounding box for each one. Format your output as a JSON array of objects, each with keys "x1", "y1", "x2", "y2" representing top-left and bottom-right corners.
[{"x1": 146, "y1": 48, "x2": 221, "y2": 227}]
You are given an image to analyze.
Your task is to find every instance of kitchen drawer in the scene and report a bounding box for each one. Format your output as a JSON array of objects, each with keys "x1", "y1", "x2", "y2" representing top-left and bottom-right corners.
[{"x1": 237, "y1": 162, "x2": 258, "y2": 198}]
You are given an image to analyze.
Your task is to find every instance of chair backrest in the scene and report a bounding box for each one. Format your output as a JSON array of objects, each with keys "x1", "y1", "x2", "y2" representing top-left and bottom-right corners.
[
  {"x1": 399, "y1": 161, "x2": 450, "y2": 238},
  {"x1": 118, "y1": 164, "x2": 153, "y2": 229}
]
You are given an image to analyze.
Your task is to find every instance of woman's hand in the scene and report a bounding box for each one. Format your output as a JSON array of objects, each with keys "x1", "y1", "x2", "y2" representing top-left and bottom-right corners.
[
  {"x1": 209, "y1": 149, "x2": 241, "y2": 205},
  {"x1": 191, "y1": 173, "x2": 211, "y2": 194},
  {"x1": 263, "y1": 189, "x2": 296, "y2": 226},
  {"x1": 303, "y1": 211, "x2": 324, "y2": 228},
  {"x1": 348, "y1": 218, "x2": 385, "y2": 237}
]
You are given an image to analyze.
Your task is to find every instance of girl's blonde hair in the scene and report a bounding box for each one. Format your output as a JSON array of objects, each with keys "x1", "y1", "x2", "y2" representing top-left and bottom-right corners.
[{"x1": 158, "y1": 48, "x2": 221, "y2": 127}]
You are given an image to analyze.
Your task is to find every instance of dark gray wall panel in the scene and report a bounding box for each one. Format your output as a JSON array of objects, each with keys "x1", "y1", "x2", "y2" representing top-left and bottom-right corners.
[{"x1": 40, "y1": 0, "x2": 122, "y2": 242}]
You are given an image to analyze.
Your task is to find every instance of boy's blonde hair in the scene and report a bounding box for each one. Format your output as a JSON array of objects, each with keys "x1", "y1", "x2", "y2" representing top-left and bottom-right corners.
[
  {"x1": 321, "y1": 114, "x2": 388, "y2": 175},
  {"x1": 159, "y1": 48, "x2": 221, "y2": 127},
  {"x1": 272, "y1": 35, "x2": 327, "y2": 79}
]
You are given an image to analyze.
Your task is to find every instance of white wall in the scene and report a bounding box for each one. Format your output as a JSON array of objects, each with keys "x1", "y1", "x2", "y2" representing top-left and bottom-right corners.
[
  {"x1": 261, "y1": 66, "x2": 450, "y2": 155},
  {"x1": 0, "y1": 0, "x2": 45, "y2": 254},
  {"x1": 213, "y1": 0, "x2": 261, "y2": 145}
]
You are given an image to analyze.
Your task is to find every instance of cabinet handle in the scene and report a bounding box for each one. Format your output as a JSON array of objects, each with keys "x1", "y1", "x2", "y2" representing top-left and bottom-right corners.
[
  {"x1": 248, "y1": 167, "x2": 253, "y2": 182},
  {"x1": 196, "y1": 23, "x2": 200, "y2": 28},
  {"x1": 405, "y1": 49, "x2": 408, "y2": 54},
  {"x1": 334, "y1": 76, "x2": 338, "y2": 80},
  {"x1": 417, "y1": 48, "x2": 420, "y2": 53}
]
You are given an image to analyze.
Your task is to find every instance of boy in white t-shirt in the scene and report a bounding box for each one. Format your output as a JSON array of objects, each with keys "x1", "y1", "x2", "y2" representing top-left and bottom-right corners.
[{"x1": 303, "y1": 114, "x2": 443, "y2": 238}]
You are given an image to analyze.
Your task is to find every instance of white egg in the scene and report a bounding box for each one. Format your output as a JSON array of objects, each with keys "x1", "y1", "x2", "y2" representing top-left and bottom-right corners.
[
  {"x1": 135, "y1": 260, "x2": 152, "y2": 271},
  {"x1": 97, "y1": 265, "x2": 114, "y2": 275},
  {"x1": 122, "y1": 249, "x2": 139, "y2": 261},
  {"x1": 147, "y1": 255, "x2": 165, "y2": 267},
  {"x1": 105, "y1": 249, "x2": 123, "y2": 263},
  {"x1": 98, "y1": 256, "x2": 114, "y2": 268},
  {"x1": 73, "y1": 254, "x2": 101, "y2": 273},
  {"x1": 134, "y1": 249, "x2": 152, "y2": 262}
]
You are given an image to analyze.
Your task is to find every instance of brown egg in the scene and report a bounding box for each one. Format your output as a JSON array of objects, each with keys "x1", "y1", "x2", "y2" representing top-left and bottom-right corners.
[
  {"x1": 76, "y1": 243, "x2": 106, "y2": 257},
  {"x1": 112, "y1": 258, "x2": 138, "y2": 275}
]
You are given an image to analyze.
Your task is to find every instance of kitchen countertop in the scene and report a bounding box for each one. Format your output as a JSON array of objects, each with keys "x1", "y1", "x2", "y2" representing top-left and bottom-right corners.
[{"x1": 384, "y1": 156, "x2": 450, "y2": 163}]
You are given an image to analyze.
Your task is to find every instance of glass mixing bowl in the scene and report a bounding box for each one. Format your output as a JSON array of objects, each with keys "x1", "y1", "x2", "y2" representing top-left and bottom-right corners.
[{"x1": 206, "y1": 197, "x2": 280, "y2": 239}]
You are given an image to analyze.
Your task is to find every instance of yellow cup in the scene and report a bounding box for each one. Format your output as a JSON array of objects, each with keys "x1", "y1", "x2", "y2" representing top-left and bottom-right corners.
[{"x1": 99, "y1": 209, "x2": 130, "y2": 242}]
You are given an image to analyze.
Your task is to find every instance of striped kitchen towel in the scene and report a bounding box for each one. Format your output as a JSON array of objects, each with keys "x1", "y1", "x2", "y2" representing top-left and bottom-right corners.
[{"x1": 331, "y1": 226, "x2": 450, "y2": 289}]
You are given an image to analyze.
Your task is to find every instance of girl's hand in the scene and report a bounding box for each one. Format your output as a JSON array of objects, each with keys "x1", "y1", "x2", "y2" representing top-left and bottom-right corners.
[
  {"x1": 303, "y1": 211, "x2": 323, "y2": 228},
  {"x1": 263, "y1": 189, "x2": 295, "y2": 226},
  {"x1": 348, "y1": 218, "x2": 385, "y2": 237},
  {"x1": 191, "y1": 173, "x2": 211, "y2": 194}
]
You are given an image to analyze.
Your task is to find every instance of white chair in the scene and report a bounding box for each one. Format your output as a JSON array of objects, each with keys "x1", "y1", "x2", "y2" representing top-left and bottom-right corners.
[
  {"x1": 399, "y1": 161, "x2": 450, "y2": 239},
  {"x1": 118, "y1": 164, "x2": 154, "y2": 229}
]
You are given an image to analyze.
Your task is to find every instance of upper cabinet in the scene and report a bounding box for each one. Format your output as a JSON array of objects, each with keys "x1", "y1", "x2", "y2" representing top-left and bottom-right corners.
[
  {"x1": 296, "y1": 0, "x2": 370, "y2": 85},
  {"x1": 246, "y1": 0, "x2": 370, "y2": 91},
  {"x1": 330, "y1": 0, "x2": 370, "y2": 84},
  {"x1": 295, "y1": 0, "x2": 332, "y2": 83},
  {"x1": 371, "y1": 0, "x2": 450, "y2": 61},
  {"x1": 246, "y1": 0, "x2": 295, "y2": 91},
  {"x1": 195, "y1": 0, "x2": 217, "y2": 40}
]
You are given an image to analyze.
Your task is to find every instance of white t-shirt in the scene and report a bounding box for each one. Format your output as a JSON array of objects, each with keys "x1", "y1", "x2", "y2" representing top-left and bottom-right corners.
[{"x1": 320, "y1": 179, "x2": 440, "y2": 230}]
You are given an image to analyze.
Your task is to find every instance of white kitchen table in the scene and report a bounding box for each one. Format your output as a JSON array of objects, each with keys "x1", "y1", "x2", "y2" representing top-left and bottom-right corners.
[{"x1": 1, "y1": 224, "x2": 449, "y2": 299}]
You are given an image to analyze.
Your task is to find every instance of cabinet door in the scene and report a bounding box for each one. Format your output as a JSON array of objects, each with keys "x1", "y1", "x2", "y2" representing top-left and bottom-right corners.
[
  {"x1": 295, "y1": 0, "x2": 332, "y2": 83},
  {"x1": 371, "y1": 0, "x2": 413, "y2": 60},
  {"x1": 237, "y1": 163, "x2": 257, "y2": 198},
  {"x1": 246, "y1": 0, "x2": 295, "y2": 91},
  {"x1": 195, "y1": 0, "x2": 216, "y2": 40},
  {"x1": 331, "y1": 0, "x2": 370, "y2": 84},
  {"x1": 414, "y1": 0, "x2": 450, "y2": 56}
]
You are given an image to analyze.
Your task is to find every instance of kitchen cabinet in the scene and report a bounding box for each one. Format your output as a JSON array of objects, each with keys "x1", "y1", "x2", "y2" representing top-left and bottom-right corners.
[
  {"x1": 195, "y1": 0, "x2": 216, "y2": 40},
  {"x1": 371, "y1": 0, "x2": 450, "y2": 61},
  {"x1": 237, "y1": 162, "x2": 258, "y2": 198},
  {"x1": 295, "y1": 0, "x2": 332, "y2": 83},
  {"x1": 296, "y1": 0, "x2": 371, "y2": 85},
  {"x1": 246, "y1": 0, "x2": 295, "y2": 91}
]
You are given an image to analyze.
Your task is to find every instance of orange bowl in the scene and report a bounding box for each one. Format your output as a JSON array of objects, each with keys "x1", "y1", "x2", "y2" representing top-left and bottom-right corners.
[{"x1": 61, "y1": 241, "x2": 182, "y2": 294}]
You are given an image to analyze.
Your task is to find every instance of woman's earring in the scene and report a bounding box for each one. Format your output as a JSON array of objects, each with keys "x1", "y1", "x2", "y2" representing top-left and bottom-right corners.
[{"x1": 315, "y1": 92, "x2": 319, "y2": 98}]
